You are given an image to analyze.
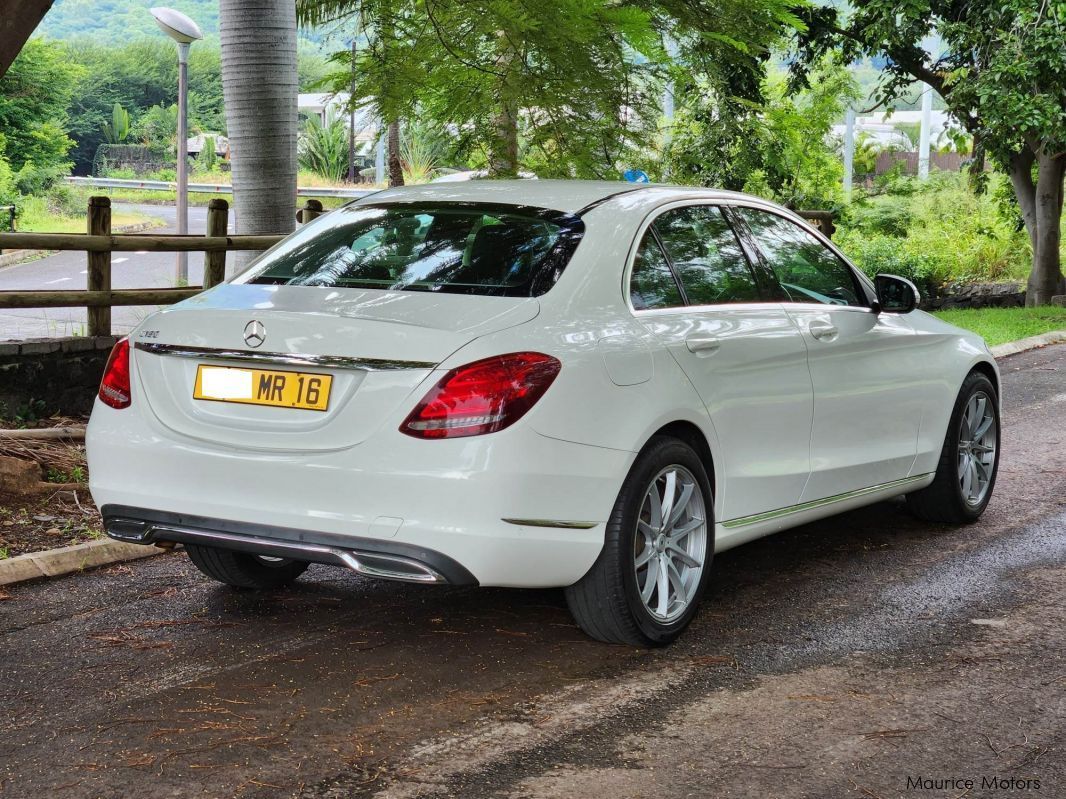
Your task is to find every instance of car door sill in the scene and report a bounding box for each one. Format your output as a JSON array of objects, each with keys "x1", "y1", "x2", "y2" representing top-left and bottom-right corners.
[{"x1": 721, "y1": 474, "x2": 933, "y2": 529}]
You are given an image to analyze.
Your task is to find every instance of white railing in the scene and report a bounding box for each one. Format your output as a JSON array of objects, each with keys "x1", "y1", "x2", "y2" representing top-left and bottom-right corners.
[{"x1": 65, "y1": 176, "x2": 377, "y2": 199}]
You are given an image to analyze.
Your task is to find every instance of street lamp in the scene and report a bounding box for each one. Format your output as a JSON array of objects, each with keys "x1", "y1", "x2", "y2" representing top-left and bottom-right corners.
[{"x1": 150, "y1": 7, "x2": 202, "y2": 284}]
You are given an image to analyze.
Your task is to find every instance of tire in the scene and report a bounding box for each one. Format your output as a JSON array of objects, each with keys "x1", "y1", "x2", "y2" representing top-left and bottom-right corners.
[
  {"x1": 565, "y1": 435, "x2": 714, "y2": 647},
  {"x1": 906, "y1": 371, "x2": 1000, "y2": 524},
  {"x1": 185, "y1": 543, "x2": 310, "y2": 589}
]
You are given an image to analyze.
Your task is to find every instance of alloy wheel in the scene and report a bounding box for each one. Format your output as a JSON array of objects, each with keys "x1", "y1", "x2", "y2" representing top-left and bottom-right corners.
[
  {"x1": 634, "y1": 465, "x2": 708, "y2": 623},
  {"x1": 957, "y1": 390, "x2": 997, "y2": 507}
]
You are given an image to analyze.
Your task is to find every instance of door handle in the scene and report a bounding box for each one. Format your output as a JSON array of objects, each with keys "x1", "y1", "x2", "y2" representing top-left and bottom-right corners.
[
  {"x1": 685, "y1": 336, "x2": 721, "y2": 354},
  {"x1": 808, "y1": 321, "x2": 839, "y2": 342}
]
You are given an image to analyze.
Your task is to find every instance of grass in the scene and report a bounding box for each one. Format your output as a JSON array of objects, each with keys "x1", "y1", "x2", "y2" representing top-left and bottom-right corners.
[
  {"x1": 15, "y1": 194, "x2": 156, "y2": 233},
  {"x1": 933, "y1": 306, "x2": 1066, "y2": 346}
]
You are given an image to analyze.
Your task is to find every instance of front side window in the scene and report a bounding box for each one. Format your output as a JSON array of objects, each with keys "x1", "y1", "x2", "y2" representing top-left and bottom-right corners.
[
  {"x1": 652, "y1": 206, "x2": 761, "y2": 305},
  {"x1": 736, "y1": 207, "x2": 864, "y2": 307},
  {"x1": 630, "y1": 233, "x2": 684, "y2": 310},
  {"x1": 238, "y1": 204, "x2": 581, "y2": 297}
]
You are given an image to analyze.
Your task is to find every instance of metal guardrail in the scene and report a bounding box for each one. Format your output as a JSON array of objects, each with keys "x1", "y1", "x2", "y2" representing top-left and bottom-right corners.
[{"x1": 65, "y1": 176, "x2": 377, "y2": 199}]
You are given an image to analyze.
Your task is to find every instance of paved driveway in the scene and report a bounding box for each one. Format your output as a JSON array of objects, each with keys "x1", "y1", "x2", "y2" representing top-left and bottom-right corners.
[{"x1": 1, "y1": 346, "x2": 1063, "y2": 798}]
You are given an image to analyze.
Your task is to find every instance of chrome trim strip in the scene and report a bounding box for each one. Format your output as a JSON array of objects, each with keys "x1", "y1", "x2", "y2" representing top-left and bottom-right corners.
[
  {"x1": 110, "y1": 519, "x2": 447, "y2": 584},
  {"x1": 134, "y1": 341, "x2": 437, "y2": 371},
  {"x1": 501, "y1": 518, "x2": 599, "y2": 530},
  {"x1": 720, "y1": 474, "x2": 932, "y2": 529}
]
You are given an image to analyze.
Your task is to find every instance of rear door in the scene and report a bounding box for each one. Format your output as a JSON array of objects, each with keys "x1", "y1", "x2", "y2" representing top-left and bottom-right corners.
[
  {"x1": 630, "y1": 203, "x2": 813, "y2": 523},
  {"x1": 732, "y1": 205, "x2": 921, "y2": 501}
]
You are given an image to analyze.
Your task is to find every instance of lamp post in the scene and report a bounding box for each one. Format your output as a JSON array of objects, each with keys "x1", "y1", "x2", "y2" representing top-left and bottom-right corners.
[{"x1": 150, "y1": 7, "x2": 202, "y2": 285}]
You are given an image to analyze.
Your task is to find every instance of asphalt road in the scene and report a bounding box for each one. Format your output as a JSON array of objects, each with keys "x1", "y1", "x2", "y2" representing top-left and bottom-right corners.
[
  {"x1": 1, "y1": 346, "x2": 1064, "y2": 799},
  {"x1": 0, "y1": 203, "x2": 214, "y2": 341}
]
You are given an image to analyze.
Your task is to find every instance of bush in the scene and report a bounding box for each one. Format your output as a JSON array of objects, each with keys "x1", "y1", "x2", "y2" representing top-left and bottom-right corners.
[
  {"x1": 836, "y1": 172, "x2": 1030, "y2": 293},
  {"x1": 845, "y1": 197, "x2": 912, "y2": 237}
]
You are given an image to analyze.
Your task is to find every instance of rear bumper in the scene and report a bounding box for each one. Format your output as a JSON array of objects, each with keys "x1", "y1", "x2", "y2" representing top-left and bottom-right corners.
[
  {"x1": 88, "y1": 401, "x2": 632, "y2": 587},
  {"x1": 102, "y1": 505, "x2": 477, "y2": 585}
]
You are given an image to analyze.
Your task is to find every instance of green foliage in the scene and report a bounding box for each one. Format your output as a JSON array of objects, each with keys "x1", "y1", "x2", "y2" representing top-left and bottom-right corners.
[
  {"x1": 666, "y1": 57, "x2": 857, "y2": 208},
  {"x1": 0, "y1": 136, "x2": 17, "y2": 207},
  {"x1": 46, "y1": 465, "x2": 87, "y2": 483},
  {"x1": 298, "y1": 114, "x2": 351, "y2": 181},
  {"x1": 62, "y1": 39, "x2": 225, "y2": 173},
  {"x1": 39, "y1": 0, "x2": 222, "y2": 40},
  {"x1": 102, "y1": 103, "x2": 131, "y2": 144},
  {"x1": 200, "y1": 135, "x2": 217, "y2": 171},
  {"x1": 0, "y1": 39, "x2": 81, "y2": 190},
  {"x1": 131, "y1": 103, "x2": 179, "y2": 148},
  {"x1": 837, "y1": 173, "x2": 1031, "y2": 296},
  {"x1": 298, "y1": 0, "x2": 802, "y2": 178},
  {"x1": 846, "y1": 197, "x2": 912, "y2": 237},
  {"x1": 892, "y1": 122, "x2": 921, "y2": 151},
  {"x1": 793, "y1": 0, "x2": 1066, "y2": 301}
]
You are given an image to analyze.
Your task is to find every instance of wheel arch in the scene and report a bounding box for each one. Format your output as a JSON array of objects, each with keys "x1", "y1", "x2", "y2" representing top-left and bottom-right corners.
[
  {"x1": 968, "y1": 358, "x2": 1000, "y2": 398},
  {"x1": 645, "y1": 420, "x2": 718, "y2": 505}
]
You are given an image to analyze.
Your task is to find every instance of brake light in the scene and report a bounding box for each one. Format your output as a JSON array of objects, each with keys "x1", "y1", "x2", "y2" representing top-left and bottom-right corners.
[
  {"x1": 401, "y1": 352, "x2": 561, "y2": 439},
  {"x1": 98, "y1": 338, "x2": 132, "y2": 409}
]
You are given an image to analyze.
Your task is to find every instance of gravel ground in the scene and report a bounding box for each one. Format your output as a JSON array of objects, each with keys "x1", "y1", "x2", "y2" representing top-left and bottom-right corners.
[{"x1": 0, "y1": 345, "x2": 1062, "y2": 799}]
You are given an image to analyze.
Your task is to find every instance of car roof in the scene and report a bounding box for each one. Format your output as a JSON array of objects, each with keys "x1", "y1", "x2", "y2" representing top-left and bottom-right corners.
[
  {"x1": 356, "y1": 179, "x2": 648, "y2": 214},
  {"x1": 354, "y1": 179, "x2": 791, "y2": 217}
]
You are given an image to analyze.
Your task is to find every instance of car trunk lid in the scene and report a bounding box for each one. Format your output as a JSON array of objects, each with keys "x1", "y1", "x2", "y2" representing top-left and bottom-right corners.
[{"x1": 132, "y1": 284, "x2": 538, "y2": 451}]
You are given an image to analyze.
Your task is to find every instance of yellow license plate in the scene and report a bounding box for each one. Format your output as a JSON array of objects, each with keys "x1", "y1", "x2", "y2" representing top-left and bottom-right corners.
[{"x1": 193, "y1": 365, "x2": 332, "y2": 411}]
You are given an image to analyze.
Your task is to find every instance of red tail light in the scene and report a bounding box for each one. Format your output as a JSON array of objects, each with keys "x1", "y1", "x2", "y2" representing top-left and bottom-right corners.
[
  {"x1": 401, "y1": 352, "x2": 561, "y2": 439},
  {"x1": 98, "y1": 338, "x2": 132, "y2": 409}
]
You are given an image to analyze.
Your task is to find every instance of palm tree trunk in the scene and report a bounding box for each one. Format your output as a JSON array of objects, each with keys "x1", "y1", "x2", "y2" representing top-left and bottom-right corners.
[
  {"x1": 387, "y1": 120, "x2": 404, "y2": 187},
  {"x1": 220, "y1": 0, "x2": 298, "y2": 271}
]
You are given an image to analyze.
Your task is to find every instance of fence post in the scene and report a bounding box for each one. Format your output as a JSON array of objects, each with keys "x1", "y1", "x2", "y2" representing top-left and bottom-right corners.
[
  {"x1": 297, "y1": 198, "x2": 324, "y2": 224},
  {"x1": 87, "y1": 196, "x2": 111, "y2": 337},
  {"x1": 204, "y1": 198, "x2": 229, "y2": 288}
]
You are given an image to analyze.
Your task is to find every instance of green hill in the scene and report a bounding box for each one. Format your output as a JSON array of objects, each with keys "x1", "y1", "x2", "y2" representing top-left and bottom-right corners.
[{"x1": 36, "y1": 0, "x2": 220, "y2": 42}]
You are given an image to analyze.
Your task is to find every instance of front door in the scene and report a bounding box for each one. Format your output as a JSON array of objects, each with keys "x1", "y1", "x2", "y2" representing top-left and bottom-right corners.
[{"x1": 732, "y1": 206, "x2": 922, "y2": 501}]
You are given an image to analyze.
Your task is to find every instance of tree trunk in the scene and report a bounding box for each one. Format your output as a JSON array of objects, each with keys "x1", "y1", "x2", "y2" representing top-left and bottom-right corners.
[
  {"x1": 1009, "y1": 149, "x2": 1066, "y2": 306},
  {"x1": 488, "y1": 104, "x2": 519, "y2": 177},
  {"x1": 219, "y1": 0, "x2": 298, "y2": 272},
  {"x1": 487, "y1": 34, "x2": 519, "y2": 178},
  {"x1": 387, "y1": 120, "x2": 404, "y2": 187}
]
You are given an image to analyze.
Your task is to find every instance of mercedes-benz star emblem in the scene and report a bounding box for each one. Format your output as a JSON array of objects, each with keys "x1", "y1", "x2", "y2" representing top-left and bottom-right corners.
[{"x1": 243, "y1": 320, "x2": 266, "y2": 348}]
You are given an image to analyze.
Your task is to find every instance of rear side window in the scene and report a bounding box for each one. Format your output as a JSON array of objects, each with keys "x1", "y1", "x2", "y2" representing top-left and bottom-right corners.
[
  {"x1": 239, "y1": 204, "x2": 582, "y2": 297},
  {"x1": 736, "y1": 207, "x2": 864, "y2": 307},
  {"x1": 652, "y1": 206, "x2": 761, "y2": 305},
  {"x1": 630, "y1": 233, "x2": 684, "y2": 310}
]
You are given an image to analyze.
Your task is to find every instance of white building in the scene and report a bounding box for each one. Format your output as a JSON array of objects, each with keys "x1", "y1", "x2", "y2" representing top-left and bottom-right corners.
[
  {"x1": 297, "y1": 92, "x2": 379, "y2": 146},
  {"x1": 831, "y1": 109, "x2": 955, "y2": 149}
]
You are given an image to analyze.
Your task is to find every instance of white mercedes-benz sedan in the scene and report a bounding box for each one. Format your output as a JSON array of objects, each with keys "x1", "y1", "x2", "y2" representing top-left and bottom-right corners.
[{"x1": 88, "y1": 180, "x2": 1001, "y2": 646}]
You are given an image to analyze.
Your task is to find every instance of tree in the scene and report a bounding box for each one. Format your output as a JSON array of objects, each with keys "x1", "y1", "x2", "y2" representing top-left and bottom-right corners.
[
  {"x1": 666, "y1": 58, "x2": 857, "y2": 208},
  {"x1": 297, "y1": 0, "x2": 801, "y2": 179},
  {"x1": 63, "y1": 38, "x2": 223, "y2": 174},
  {"x1": 794, "y1": 0, "x2": 1066, "y2": 305},
  {"x1": 0, "y1": 38, "x2": 83, "y2": 191},
  {"x1": 220, "y1": 0, "x2": 299, "y2": 258}
]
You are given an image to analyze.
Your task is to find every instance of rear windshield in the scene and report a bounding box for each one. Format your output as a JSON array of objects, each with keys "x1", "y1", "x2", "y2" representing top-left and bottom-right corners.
[{"x1": 237, "y1": 203, "x2": 584, "y2": 297}]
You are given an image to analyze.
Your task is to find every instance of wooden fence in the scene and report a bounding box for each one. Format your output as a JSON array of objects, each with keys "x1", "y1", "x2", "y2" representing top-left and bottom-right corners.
[{"x1": 0, "y1": 196, "x2": 325, "y2": 337}]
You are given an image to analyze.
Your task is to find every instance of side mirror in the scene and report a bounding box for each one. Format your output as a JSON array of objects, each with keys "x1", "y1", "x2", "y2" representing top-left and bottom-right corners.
[{"x1": 874, "y1": 274, "x2": 920, "y2": 314}]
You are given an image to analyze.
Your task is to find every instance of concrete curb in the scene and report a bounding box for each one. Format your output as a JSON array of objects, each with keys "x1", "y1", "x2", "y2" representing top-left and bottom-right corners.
[
  {"x1": 0, "y1": 537, "x2": 163, "y2": 587},
  {"x1": 991, "y1": 330, "x2": 1066, "y2": 359}
]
